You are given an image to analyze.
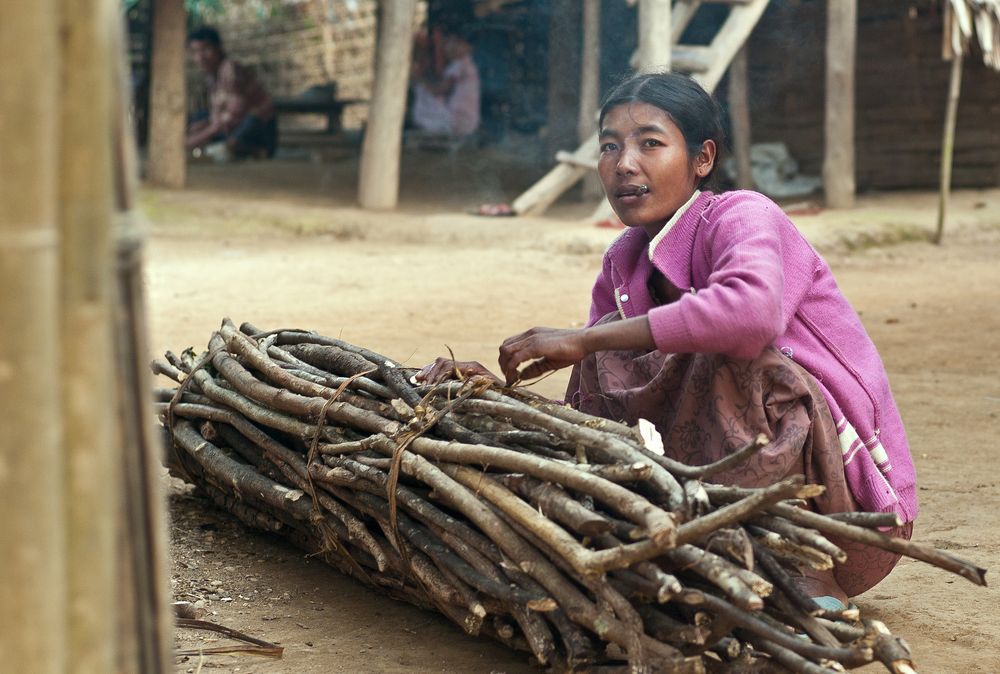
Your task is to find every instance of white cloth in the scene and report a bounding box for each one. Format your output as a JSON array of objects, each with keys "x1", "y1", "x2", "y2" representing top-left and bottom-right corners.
[{"x1": 411, "y1": 55, "x2": 480, "y2": 137}]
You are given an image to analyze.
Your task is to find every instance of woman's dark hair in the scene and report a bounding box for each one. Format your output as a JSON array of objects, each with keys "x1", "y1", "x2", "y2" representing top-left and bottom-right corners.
[
  {"x1": 187, "y1": 26, "x2": 223, "y2": 48},
  {"x1": 599, "y1": 72, "x2": 725, "y2": 188}
]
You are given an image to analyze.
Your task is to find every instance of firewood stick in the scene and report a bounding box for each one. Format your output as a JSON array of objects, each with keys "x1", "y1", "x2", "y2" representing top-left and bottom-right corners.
[
  {"x1": 219, "y1": 320, "x2": 402, "y2": 420},
  {"x1": 749, "y1": 526, "x2": 835, "y2": 571},
  {"x1": 207, "y1": 333, "x2": 397, "y2": 436},
  {"x1": 864, "y1": 619, "x2": 916, "y2": 674},
  {"x1": 456, "y1": 397, "x2": 686, "y2": 510},
  {"x1": 510, "y1": 605, "x2": 558, "y2": 666},
  {"x1": 675, "y1": 477, "x2": 814, "y2": 546},
  {"x1": 212, "y1": 423, "x2": 390, "y2": 573},
  {"x1": 443, "y1": 463, "x2": 677, "y2": 576},
  {"x1": 498, "y1": 474, "x2": 614, "y2": 537},
  {"x1": 370, "y1": 434, "x2": 678, "y2": 546},
  {"x1": 768, "y1": 502, "x2": 988, "y2": 586},
  {"x1": 750, "y1": 541, "x2": 827, "y2": 618},
  {"x1": 749, "y1": 514, "x2": 847, "y2": 563},
  {"x1": 826, "y1": 512, "x2": 903, "y2": 528},
  {"x1": 747, "y1": 635, "x2": 844, "y2": 674},
  {"x1": 693, "y1": 592, "x2": 873, "y2": 667},
  {"x1": 662, "y1": 545, "x2": 766, "y2": 612},
  {"x1": 637, "y1": 605, "x2": 711, "y2": 647}
]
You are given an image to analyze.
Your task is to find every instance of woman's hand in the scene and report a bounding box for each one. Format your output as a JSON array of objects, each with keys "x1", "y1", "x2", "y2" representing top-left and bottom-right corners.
[
  {"x1": 414, "y1": 358, "x2": 502, "y2": 385},
  {"x1": 498, "y1": 327, "x2": 589, "y2": 385}
]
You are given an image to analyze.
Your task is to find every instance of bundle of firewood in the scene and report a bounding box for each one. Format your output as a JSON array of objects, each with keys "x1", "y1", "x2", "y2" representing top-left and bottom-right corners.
[{"x1": 153, "y1": 319, "x2": 986, "y2": 674}]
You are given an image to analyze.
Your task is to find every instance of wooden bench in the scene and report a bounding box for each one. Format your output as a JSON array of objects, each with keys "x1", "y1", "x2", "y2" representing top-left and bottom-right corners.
[{"x1": 272, "y1": 97, "x2": 366, "y2": 135}]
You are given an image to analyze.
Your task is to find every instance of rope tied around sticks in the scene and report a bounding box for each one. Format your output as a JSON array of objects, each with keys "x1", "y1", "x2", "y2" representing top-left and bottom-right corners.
[
  {"x1": 386, "y1": 376, "x2": 496, "y2": 575},
  {"x1": 303, "y1": 364, "x2": 378, "y2": 581}
]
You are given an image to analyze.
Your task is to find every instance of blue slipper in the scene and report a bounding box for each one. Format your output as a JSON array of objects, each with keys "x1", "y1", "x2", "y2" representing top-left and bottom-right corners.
[{"x1": 812, "y1": 596, "x2": 847, "y2": 612}]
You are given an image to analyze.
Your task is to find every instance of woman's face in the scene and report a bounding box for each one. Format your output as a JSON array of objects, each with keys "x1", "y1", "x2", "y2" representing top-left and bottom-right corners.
[{"x1": 598, "y1": 101, "x2": 715, "y2": 237}]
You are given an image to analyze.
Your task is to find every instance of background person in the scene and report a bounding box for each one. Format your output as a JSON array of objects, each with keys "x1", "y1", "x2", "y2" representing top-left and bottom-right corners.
[
  {"x1": 410, "y1": 32, "x2": 481, "y2": 138},
  {"x1": 185, "y1": 26, "x2": 277, "y2": 159}
]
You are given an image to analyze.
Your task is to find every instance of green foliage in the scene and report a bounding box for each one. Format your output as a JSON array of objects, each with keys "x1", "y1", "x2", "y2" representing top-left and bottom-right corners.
[{"x1": 122, "y1": 0, "x2": 226, "y2": 21}]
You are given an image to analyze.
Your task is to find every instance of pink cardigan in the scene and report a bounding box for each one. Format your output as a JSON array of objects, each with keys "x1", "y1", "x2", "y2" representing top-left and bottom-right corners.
[{"x1": 587, "y1": 190, "x2": 918, "y2": 522}]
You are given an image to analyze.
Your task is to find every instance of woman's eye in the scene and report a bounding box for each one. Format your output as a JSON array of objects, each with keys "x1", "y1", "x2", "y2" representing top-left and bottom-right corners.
[
  {"x1": 600, "y1": 142, "x2": 618, "y2": 153},
  {"x1": 642, "y1": 138, "x2": 663, "y2": 147}
]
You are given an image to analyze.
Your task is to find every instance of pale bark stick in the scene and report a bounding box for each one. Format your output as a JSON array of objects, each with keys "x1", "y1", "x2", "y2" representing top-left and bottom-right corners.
[
  {"x1": 0, "y1": 3, "x2": 64, "y2": 672},
  {"x1": 935, "y1": 50, "x2": 963, "y2": 245},
  {"x1": 357, "y1": 0, "x2": 418, "y2": 209}
]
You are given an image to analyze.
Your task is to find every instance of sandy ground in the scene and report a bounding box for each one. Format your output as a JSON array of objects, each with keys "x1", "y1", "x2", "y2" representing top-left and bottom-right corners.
[{"x1": 150, "y1": 159, "x2": 1000, "y2": 673}]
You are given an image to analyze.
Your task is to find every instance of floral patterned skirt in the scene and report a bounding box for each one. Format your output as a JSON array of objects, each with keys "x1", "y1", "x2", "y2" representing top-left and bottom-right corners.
[{"x1": 565, "y1": 314, "x2": 911, "y2": 597}]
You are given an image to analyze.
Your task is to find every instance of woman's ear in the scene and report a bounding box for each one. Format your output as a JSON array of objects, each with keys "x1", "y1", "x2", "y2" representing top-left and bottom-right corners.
[{"x1": 694, "y1": 139, "x2": 717, "y2": 179}]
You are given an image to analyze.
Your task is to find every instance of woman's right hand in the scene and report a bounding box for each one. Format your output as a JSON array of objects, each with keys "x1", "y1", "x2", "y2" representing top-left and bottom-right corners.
[{"x1": 414, "y1": 358, "x2": 502, "y2": 385}]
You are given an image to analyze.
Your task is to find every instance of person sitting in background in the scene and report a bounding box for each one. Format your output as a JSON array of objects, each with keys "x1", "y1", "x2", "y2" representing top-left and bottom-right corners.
[
  {"x1": 185, "y1": 26, "x2": 277, "y2": 160},
  {"x1": 410, "y1": 32, "x2": 481, "y2": 138}
]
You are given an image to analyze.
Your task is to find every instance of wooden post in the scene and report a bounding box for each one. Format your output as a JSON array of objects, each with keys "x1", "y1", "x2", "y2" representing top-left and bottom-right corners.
[
  {"x1": 579, "y1": 0, "x2": 604, "y2": 199},
  {"x1": 58, "y1": 0, "x2": 122, "y2": 672},
  {"x1": 358, "y1": 0, "x2": 418, "y2": 210},
  {"x1": 935, "y1": 50, "x2": 963, "y2": 245},
  {"x1": 728, "y1": 45, "x2": 753, "y2": 190},
  {"x1": 638, "y1": 0, "x2": 672, "y2": 72},
  {"x1": 0, "y1": 2, "x2": 66, "y2": 672},
  {"x1": 822, "y1": 0, "x2": 857, "y2": 208},
  {"x1": 546, "y1": 0, "x2": 583, "y2": 162},
  {"x1": 147, "y1": 0, "x2": 187, "y2": 188}
]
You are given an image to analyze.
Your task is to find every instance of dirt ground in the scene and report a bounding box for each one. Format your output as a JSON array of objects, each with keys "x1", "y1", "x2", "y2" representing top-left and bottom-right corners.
[{"x1": 149, "y1": 158, "x2": 1000, "y2": 673}]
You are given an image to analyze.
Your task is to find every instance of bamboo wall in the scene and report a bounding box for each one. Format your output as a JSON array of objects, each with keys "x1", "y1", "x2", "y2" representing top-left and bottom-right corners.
[{"x1": 742, "y1": 0, "x2": 1000, "y2": 190}]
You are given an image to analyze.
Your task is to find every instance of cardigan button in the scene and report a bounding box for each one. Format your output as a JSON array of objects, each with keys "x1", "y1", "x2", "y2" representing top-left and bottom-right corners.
[{"x1": 620, "y1": 293, "x2": 630, "y2": 302}]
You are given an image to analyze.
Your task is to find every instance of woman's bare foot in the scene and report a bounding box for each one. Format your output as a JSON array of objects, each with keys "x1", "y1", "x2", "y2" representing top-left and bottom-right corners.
[{"x1": 790, "y1": 566, "x2": 849, "y2": 608}]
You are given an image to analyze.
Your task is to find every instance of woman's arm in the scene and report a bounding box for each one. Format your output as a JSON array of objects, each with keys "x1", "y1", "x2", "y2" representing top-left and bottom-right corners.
[{"x1": 498, "y1": 316, "x2": 654, "y2": 385}]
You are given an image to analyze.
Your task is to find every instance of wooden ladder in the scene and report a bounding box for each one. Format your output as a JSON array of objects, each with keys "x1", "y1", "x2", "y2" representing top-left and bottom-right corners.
[{"x1": 511, "y1": 0, "x2": 769, "y2": 217}]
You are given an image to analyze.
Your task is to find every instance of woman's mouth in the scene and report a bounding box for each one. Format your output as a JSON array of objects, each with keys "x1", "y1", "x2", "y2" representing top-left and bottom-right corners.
[{"x1": 616, "y1": 184, "x2": 649, "y2": 203}]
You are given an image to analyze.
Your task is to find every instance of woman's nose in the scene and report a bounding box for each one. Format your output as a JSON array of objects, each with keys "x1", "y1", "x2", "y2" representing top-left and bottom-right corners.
[{"x1": 616, "y1": 144, "x2": 639, "y2": 175}]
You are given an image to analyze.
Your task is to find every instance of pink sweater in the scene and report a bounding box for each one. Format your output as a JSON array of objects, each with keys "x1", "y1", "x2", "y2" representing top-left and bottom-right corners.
[{"x1": 587, "y1": 190, "x2": 918, "y2": 521}]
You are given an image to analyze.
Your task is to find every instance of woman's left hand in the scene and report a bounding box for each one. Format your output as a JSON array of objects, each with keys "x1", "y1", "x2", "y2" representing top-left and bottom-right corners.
[{"x1": 498, "y1": 327, "x2": 588, "y2": 385}]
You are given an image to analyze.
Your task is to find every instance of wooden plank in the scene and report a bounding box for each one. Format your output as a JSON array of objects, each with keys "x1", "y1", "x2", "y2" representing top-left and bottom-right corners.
[
  {"x1": 693, "y1": 0, "x2": 770, "y2": 93},
  {"x1": 357, "y1": 0, "x2": 418, "y2": 210},
  {"x1": 673, "y1": 45, "x2": 714, "y2": 73},
  {"x1": 822, "y1": 0, "x2": 857, "y2": 208},
  {"x1": 511, "y1": 156, "x2": 590, "y2": 216},
  {"x1": 728, "y1": 46, "x2": 754, "y2": 189}
]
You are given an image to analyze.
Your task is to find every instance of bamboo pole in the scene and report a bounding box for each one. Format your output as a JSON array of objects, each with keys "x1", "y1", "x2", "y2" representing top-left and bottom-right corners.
[
  {"x1": 358, "y1": 0, "x2": 418, "y2": 210},
  {"x1": 111, "y1": 10, "x2": 175, "y2": 672},
  {"x1": 822, "y1": 0, "x2": 857, "y2": 208},
  {"x1": 147, "y1": 0, "x2": 187, "y2": 188},
  {"x1": 0, "y1": 2, "x2": 66, "y2": 673},
  {"x1": 935, "y1": 50, "x2": 963, "y2": 245},
  {"x1": 638, "y1": 0, "x2": 672, "y2": 72},
  {"x1": 58, "y1": 0, "x2": 121, "y2": 671}
]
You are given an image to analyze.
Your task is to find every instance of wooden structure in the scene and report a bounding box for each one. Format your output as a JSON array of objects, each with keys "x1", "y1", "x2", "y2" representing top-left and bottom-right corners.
[
  {"x1": 823, "y1": 0, "x2": 857, "y2": 208},
  {"x1": 358, "y1": 0, "x2": 418, "y2": 210},
  {"x1": 147, "y1": 0, "x2": 187, "y2": 187},
  {"x1": 1, "y1": 1, "x2": 173, "y2": 672},
  {"x1": 936, "y1": 0, "x2": 1000, "y2": 243},
  {"x1": 513, "y1": 0, "x2": 770, "y2": 217}
]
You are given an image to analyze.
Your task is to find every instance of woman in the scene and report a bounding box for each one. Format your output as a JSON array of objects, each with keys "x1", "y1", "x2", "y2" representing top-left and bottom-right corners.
[{"x1": 418, "y1": 72, "x2": 917, "y2": 607}]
